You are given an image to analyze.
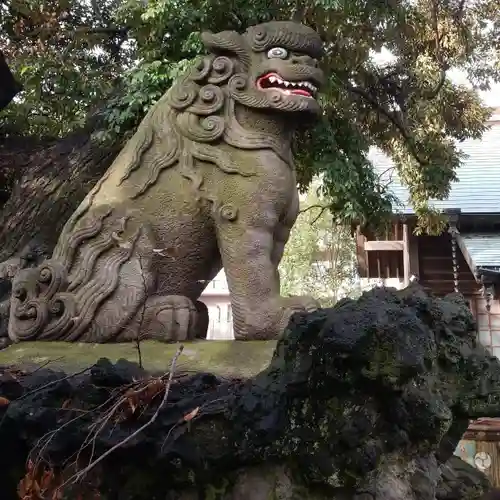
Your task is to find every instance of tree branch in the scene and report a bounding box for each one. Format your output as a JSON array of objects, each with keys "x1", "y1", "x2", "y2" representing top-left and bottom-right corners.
[
  {"x1": 8, "y1": 24, "x2": 129, "y2": 43},
  {"x1": 342, "y1": 81, "x2": 428, "y2": 166},
  {"x1": 311, "y1": 206, "x2": 329, "y2": 226},
  {"x1": 424, "y1": 0, "x2": 447, "y2": 100},
  {"x1": 72, "y1": 26, "x2": 129, "y2": 36},
  {"x1": 298, "y1": 203, "x2": 329, "y2": 215},
  {"x1": 377, "y1": 167, "x2": 395, "y2": 182}
]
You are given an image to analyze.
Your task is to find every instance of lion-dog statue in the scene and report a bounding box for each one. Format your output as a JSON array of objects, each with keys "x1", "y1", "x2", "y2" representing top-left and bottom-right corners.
[{"x1": 8, "y1": 21, "x2": 325, "y2": 343}]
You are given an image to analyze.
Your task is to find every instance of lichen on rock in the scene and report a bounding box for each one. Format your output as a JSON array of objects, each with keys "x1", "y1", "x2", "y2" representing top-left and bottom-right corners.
[{"x1": 0, "y1": 284, "x2": 498, "y2": 499}]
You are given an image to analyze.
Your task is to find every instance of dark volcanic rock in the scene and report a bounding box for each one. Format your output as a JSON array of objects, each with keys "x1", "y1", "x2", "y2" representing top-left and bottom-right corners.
[
  {"x1": 0, "y1": 284, "x2": 499, "y2": 499},
  {"x1": 437, "y1": 456, "x2": 490, "y2": 499}
]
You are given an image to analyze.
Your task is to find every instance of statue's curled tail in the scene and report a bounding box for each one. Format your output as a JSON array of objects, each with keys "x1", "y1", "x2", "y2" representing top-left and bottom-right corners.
[{"x1": 8, "y1": 206, "x2": 207, "y2": 343}]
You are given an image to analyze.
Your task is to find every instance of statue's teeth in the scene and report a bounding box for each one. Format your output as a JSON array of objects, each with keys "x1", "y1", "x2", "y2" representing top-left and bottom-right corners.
[
  {"x1": 298, "y1": 81, "x2": 317, "y2": 93},
  {"x1": 264, "y1": 74, "x2": 317, "y2": 94}
]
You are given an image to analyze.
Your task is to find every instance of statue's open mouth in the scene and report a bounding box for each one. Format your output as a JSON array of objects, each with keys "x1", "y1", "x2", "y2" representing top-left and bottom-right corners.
[{"x1": 257, "y1": 72, "x2": 318, "y2": 98}]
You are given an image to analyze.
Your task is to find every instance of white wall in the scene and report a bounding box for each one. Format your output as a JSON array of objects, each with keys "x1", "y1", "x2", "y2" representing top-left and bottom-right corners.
[
  {"x1": 474, "y1": 296, "x2": 500, "y2": 358},
  {"x1": 200, "y1": 270, "x2": 234, "y2": 340},
  {"x1": 358, "y1": 277, "x2": 406, "y2": 291}
]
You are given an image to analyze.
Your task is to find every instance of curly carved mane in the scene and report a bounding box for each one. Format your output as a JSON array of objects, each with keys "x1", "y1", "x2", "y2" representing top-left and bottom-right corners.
[
  {"x1": 113, "y1": 54, "x2": 295, "y2": 203},
  {"x1": 59, "y1": 21, "x2": 323, "y2": 238},
  {"x1": 109, "y1": 21, "x2": 324, "y2": 201},
  {"x1": 8, "y1": 21, "x2": 324, "y2": 344}
]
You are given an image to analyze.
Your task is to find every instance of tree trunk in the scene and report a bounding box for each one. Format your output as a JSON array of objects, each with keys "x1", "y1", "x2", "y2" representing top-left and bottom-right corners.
[
  {"x1": 0, "y1": 131, "x2": 119, "y2": 261},
  {"x1": 0, "y1": 128, "x2": 121, "y2": 337}
]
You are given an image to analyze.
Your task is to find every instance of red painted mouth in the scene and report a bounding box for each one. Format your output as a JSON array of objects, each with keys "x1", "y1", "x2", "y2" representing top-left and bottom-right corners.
[{"x1": 256, "y1": 72, "x2": 317, "y2": 98}]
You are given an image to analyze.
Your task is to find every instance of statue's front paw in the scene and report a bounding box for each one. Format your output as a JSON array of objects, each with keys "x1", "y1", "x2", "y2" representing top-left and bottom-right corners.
[
  {"x1": 233, "y1": 296, "x2": 321, "y2": 341},
  {"x1": 274, "y1": 296, "x2": 320, "y2": 336},
  {"x1": 281, "y1": 295, "x2": 320, "y2": 313}
]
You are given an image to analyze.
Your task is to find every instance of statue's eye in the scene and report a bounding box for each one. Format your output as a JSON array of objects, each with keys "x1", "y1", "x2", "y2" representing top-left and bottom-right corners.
[{"x1": 267, "y1": 47, "x2": 288, "y2": 59}]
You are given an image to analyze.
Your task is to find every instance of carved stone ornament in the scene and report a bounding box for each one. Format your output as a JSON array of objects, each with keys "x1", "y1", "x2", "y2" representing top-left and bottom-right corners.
[{"x1": 8, "y1": 21, "x2": 325, "y2": 343}]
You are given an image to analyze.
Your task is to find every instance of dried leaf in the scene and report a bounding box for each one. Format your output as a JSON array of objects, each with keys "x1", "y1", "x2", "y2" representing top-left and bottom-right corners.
[
  {"x1": 183, "y1": 407, "x2": 199, "y2": 422},
  {"x1": 31, "y1": 478, "x2": 41, "y2": 496},
  {"x1": 17, "y1": 476, "x2": 29, "y2": 498},
  {"x1": 127, "y1": 400, "x2": 137, "y2": 414},
  {"x1": 5, "y1": 368, "x2": 21, "y2": 380},
  {"x1": 40, "y1": 468, "x2": 54, "y2": 489},
  {"x1": 51, "y1": 489, "x2": 63, "y2": 500}
]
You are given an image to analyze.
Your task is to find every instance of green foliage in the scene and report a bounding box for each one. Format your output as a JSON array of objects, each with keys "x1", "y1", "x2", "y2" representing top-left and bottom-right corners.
[
  {"x1": 279, "y1": 183, "x2": 359, "y2": 306},
  {"x1": 0, "y1": 0, "x2": 132, "y2": 137},
  {"x1": 294, "y1": 112, "x2": 398, "y2": 229},
  {"x1": 1, "y1": 0, "x2": 499, "y2": 230}
]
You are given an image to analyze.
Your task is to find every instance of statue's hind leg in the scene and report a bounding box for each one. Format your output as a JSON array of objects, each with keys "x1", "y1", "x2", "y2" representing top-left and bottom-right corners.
[{"x1": 117, "y1": 295, "x2": 209, "y2": 342}]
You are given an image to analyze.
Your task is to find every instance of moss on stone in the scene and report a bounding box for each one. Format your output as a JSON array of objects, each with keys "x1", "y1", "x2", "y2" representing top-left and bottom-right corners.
[{"x1": 0, "y1": 339, "x2": 277, "y2": 378}]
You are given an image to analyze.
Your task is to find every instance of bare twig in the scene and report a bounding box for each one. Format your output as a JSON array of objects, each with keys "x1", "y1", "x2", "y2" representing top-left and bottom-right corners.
[
  {"x1": 135, "y1": 255, "x2": 148, "y2": 369},
  {"x1": 0, "y1": 364, "x2": 92, "y2": 435},
  {"x1": 69, "y1": 378, "x2": 162, "y2": 468},
  {"x1": 298, "y1": 203, "x2": 330, "y2": 225},
  {"x1": 61, "y1": 345, "x2": 184, "y2": 487},
  {"x1": 57, "y1": 381, "x2": 145, "y2": 469},
  {"x1": 160, "y1": 395, "x2": 229, "y2": 453},
  {"x1": 28, "y1": 356, "x2": 66, "y2": 374},
  {"x1": 377, "y1": 167, "x2": 395, "y2": 182},
  {"x1": 298, "y1": 203, "x2": 329, "y2": 215},
  {"x1": 311, "y1": 206, "x2": 329, "y2": 226},
  {"x1": 20, "y1": 367, "x2": 92, "y2": 400},
  {"x1": 30, "y1": 397, "x2": 115, "y2": 471}
]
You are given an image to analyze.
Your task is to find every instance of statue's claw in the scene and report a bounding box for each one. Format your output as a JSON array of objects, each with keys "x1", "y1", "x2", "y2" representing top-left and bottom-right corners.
[
  {"x1": 281, "y1": 295, "x2": 320, "y2": 313},
  {"x1": 135, "y1": 295, "x2": 209, "y2": 342}
]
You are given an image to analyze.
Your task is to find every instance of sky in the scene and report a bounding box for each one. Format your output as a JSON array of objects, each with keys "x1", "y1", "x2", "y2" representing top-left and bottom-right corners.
[
  {"x1": 450, "y1": 72, "x2": 500, "y2": 108},
  {"x1": 372, "y1": 48, "x2": 500, "y2": 109},
  {"x1": 480, "y1": 84, "x2": 500, "y2": 107}
]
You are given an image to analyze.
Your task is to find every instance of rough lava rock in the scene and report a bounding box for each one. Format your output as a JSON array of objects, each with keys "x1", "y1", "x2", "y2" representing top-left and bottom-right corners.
[{"x1": 0, "y1": 284, "x2": 498, "y2": 499}]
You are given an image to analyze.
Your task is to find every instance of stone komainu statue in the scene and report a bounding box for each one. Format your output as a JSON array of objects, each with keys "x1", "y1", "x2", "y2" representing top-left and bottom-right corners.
[{"x1": 8, "y1": 21, "x2": 325, "y2": 343}]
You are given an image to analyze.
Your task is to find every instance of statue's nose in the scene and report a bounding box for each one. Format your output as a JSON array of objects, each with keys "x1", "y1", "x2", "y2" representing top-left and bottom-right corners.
[{"x1": 290, "y1": 54, "x2": 319, "y2": 68}]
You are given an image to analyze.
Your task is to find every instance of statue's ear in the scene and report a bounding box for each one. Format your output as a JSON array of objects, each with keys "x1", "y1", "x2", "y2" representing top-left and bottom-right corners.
[{"x1": 200, "y1": 30, "x2": 251, "y2": 69}]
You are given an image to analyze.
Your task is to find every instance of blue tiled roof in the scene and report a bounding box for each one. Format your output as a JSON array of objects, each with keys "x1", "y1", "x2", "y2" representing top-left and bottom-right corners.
[
  {"x1": 369, "y1": 120, "x2": 500, "y2": 214},
  {"x1": 461, "y1": 233, "x2": 500, "y2": 270}
]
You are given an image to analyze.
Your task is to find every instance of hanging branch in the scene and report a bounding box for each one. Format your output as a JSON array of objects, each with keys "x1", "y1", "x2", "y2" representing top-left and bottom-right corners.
[
  {"x1": 298, "y1": 203, "x2": 329, "y2": 215},
  {"x1": 342, "y1": 81, "x2": 428, "y2": 166}
]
